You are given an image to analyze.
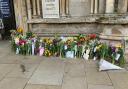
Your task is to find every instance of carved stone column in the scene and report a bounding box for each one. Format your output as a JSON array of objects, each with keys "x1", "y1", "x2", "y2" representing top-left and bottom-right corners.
[
  {"x1": 127, "y1": 0, "x2": 128, "y2": 12},
  {"x1": 32, "y1": 0, "x2": 37, "y2": 16},
  {"x1": 90, "y1": 0, "x2": 94, "y2": 13},
  {"x1": 37, "y1": 0, "x2": 41, "y2": 16},
  {"x1": 59, "y1": 0, "x2": 62, "y2": 15},
  {"x1": 26, "y1": 0, "x2": 32, "y2": 31},
  {"x1": 106, "y1": 0, "x2": 115, "y2": 13},
  {"x1": 60, "y1": 0, "x2": 66, "y2": 17},
  {"x1": 26, "y1": 0, "x2": 32, "y2": 20},
  {"x1": 94, "y1": 0, "x2": 98, "y2": 14},
  {"x1": 66, "y1": 0, "x2": 69, "y2": 16},
  {"x1": 99, "y1": 0, "x2": 105, "y2": 13},
  {"x1": 118, "y1": 0, "x2": 127, "y2": 13}
]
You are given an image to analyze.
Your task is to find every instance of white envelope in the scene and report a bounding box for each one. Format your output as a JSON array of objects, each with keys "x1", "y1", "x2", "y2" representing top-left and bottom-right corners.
[
  {"x1": 86, "y1": 49, "x2": 90, "y2": 55},
  {"x1": 16, "y1": 48, "x2": 19, "y2": 54},
  {"x1": 83, "y1": 53, "x2": 89, "y2": 60},
  {"x1": 115, "y1": 54, "x2": 121, "y2": 61},
  {"x1": 66, "y1": 51, "x2": 74, "y2": 58},
  {"x1": 93, "y1": 56, "x2": 97, "y2": 61}
]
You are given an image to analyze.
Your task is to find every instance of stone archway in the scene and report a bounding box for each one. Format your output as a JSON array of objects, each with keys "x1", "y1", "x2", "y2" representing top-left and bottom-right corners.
[
  {"x1": 102, "y1": 25, "x2": 125, "y2": 35},
  {"x1": 100, "y1": 25, "x2": 128, "y2": 41},
  {"x1": 111, "y1": 26, "x2": 123, "y2": 35}
]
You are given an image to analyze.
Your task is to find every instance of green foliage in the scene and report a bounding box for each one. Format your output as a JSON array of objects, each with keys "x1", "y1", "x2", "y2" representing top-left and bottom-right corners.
[
  {"x1": 99, "y1": 44, "x2": 108, "y2": 59},
  {"x1": 118, "y1": 48, "x2": 126, "y2": 67}
]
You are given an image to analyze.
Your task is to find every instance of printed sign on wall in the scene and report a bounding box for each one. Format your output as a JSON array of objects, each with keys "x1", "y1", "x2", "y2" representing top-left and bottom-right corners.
[
  {"x1": 42, "y1": 0, "x2": 59, "y2": 18},
  {"x1": 0, "y1": 0, "x2": 11, "y2": 18}
]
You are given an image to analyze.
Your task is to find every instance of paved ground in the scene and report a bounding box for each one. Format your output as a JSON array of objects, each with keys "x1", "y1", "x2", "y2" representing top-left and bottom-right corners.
[{"x1": 0, "y1": 41, "x2": 128, "y2": 89}]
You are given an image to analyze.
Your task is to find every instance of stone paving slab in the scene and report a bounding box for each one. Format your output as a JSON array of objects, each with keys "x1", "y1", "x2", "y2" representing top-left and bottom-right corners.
[
  {"x1": 0, "y1": 49, "x2": 11, "y2": 59},
  {"x1": 0, "y1": 74, "x2": 6, "y2": 82},
  {"x1": 108, "y1": 71, "x2": 128, "y2": 89},
  {"x1": 28, "y1": 59, "x2": 65, "y2": 85},
  {"x1": 64, "y1": 59, "x2": 85, "y2": 77},
  {"x1": 1, "y1": 41, "x2": 128, "y2": 89},
  {"x1": 62, "y1": 76, "x2": 87, "y2": 89},
  {"x1": 21, "y1": 56, "x2": 43, "y2": 64},
  {"x1": 0, "y1": 64, "x2": 16, "y2": 81},
  {"x1": 0, "y1": 78, "x2": 28, "y2": 89},
  {"x1": 0, "y1": 55, "x2": 43, "y2": 64},
  {"x1": 0, "y1": 41, "x2": 11, "y2": 52},
  {"x1": 88, "y1": 84, "x2": 114, "y2": 89},
  {"x1": 24, "y1": 84, "x2": 61, "y2": 89},
  {"x1": 6, "y1": 64, "x2": 38, "y2": 78},
  {"x1": 0, "y1": 55, "x2": 24, "y2": 64},
  {"x1": 86, "y1": 67, "x2": 112, "y2": 85},
  {"x1": 84, "y1": 60, "x2": 98, "y2": 68}
]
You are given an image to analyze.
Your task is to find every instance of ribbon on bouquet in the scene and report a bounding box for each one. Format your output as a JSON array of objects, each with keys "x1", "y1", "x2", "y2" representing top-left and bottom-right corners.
[
  {"x1": 39, "y1": 47, "x2": 44, "y2": 56},
  {"x1": 74, "y1": 45, "x2": 77, "y2": 58},
  {"x1": 16, "y1": 48, "x2": 19, "y2": 54},
  {"x1": 83, "y1": 49, "x2": 90, "y2": 60},
  {"x1": 32, "y1": 39, "x2": 37, "y2": 55},
  {"x1": 32, "y1": 42, "x2": 35, "y2": 55}
]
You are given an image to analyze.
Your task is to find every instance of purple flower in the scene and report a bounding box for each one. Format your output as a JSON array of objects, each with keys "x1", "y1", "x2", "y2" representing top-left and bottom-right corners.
[
  {"x1": 32, "y1": 38, "x2": 36, "y2": 43},
  {"x1": 111, "y1": 46, "x2": 116, "y2": 53}
]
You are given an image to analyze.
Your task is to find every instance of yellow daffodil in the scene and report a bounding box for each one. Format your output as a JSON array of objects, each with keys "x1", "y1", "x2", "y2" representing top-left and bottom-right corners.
[
  {"x1": 14, "y1": 37, "x2": 19, "y2": 44},
  {"x1": 32, "y1": 34, "x2": 36, "y2": 37},
  {"x1": 98, "y1": 44, "x2": 102, "y2": 48},
  {"x1": 96, "y1": 44, "x2": 102, "y2": 50},
  {"x1": 17, "y1": 27, "x2": 23, "y2": 33},
  {"x1": 115, "y1": 44, "x2": 122, "y2": 48}
]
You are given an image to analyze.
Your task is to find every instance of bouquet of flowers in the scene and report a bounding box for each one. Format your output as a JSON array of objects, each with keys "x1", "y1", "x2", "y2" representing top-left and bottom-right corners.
[
  {"x1": 10, "y1": 30, "x2": 126, "y2": 69},
  {"x1": 76, "y1": 34, "x2": 86, "y2": 58},
  {"x1": 97, "y1": 43, "x2": 125, "y2": 71},
  {"x1": 99, "y1": 43, "x2": 108, "y2": 60},
  {"x1": 109, "y1": 44, "x2": 126, "y2": 67},
  {"x1": 64, "y1": 38, "x2": 76, "y2": 58},
  {"x1": 11, "y1": 28, "x2": 41, "y2": 55},
  {"x1": 81, "y1": 34, "x2": 98, "y2": 59}
]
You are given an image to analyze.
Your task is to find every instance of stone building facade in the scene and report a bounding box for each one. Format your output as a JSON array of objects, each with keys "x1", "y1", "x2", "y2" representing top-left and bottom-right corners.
[{"x1": 13, "y1": 0, "x2": 128, "y2": 38}]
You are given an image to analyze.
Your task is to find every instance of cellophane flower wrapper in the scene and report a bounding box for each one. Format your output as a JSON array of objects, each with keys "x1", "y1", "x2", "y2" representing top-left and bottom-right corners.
[{"x1": 99, "y1": 59, "x2": 123, "y2": 71}]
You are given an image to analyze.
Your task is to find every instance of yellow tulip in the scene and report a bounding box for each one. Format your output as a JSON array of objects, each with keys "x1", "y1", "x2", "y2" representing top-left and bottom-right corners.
[
  {"x1": 115, "y1": 44, "x2": 122, "y2": 48},
  {"x1": 17, "y1": 27, "x2": 23, "y2": 33},
  {"x1": 15, "y1": 37, "x2": 19, "y2": 44}
]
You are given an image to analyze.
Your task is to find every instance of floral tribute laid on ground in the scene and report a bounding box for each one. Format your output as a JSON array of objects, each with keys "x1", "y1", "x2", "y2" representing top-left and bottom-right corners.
[{"x1": 10, "y1": 28, "x2": 126, "y2": 71}]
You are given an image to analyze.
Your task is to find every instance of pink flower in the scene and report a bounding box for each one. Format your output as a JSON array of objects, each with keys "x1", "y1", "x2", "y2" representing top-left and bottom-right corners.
[
  {"x1": 19, "y1": 40, "x2": 27, "y2": 45},
  {"x1": 89, "y1": 34, "x2": 96, "y2": 39}
]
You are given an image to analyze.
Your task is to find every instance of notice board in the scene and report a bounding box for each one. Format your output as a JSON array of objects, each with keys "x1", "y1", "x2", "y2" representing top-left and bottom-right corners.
[
  {"x1": 0, "y1": 0, "x2": 11, "y2": 18},
  {"x1": 42, "y1": 0, "x2": 59, "y2": 18}
]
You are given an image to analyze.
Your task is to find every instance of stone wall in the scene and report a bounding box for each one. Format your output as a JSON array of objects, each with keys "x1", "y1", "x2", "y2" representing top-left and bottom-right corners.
[
  {"x1": 27, "y1": 0, "x2": 93, "y2": 35},
  {"x1": 31, "y1": 23, "x2": 101, "y2": 36},
  {"x1": 13, "y1": 0, "x2": 28, "y2": 33},
  {"x1": 69, "y1": 0, "x2": 90, "y2": 17},
  {"x1": 13, "y1": 0, "x2": 128, "y2": 36}
]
